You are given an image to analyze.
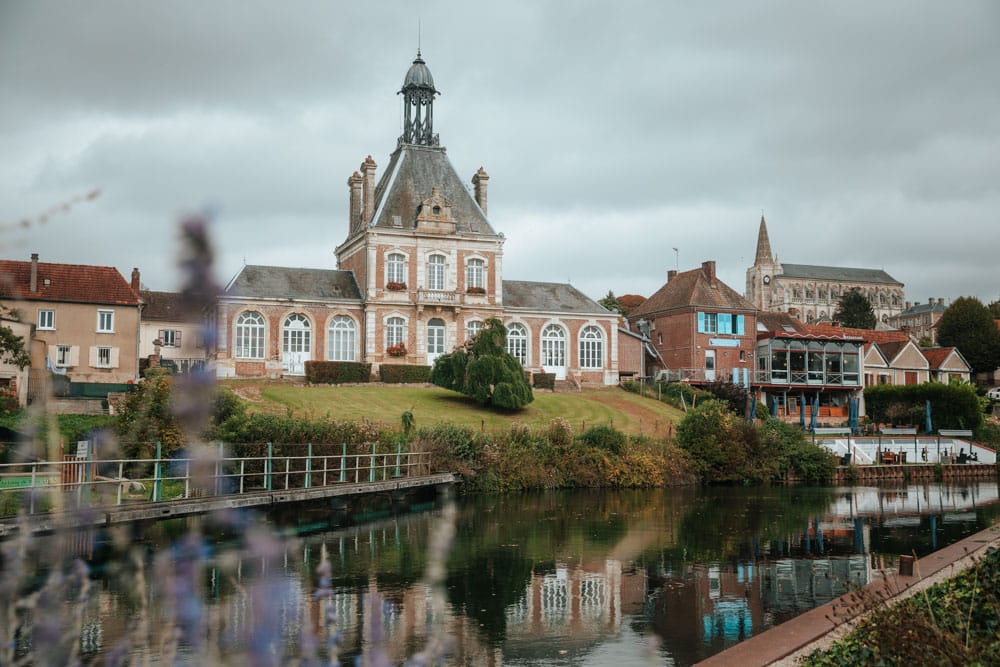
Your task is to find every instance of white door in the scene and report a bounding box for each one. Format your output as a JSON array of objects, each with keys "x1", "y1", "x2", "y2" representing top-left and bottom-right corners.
[
  {"x1": 541, "y1": 324, "x2": 567, "y2": 380},
  {"x1": 282, "y1": 314, "x2": 311, "y2": 376},
  {"x1": 427, "y1": 319, "x2": 446, "y2": 366},
  {"x1": 705, "y1": 350, "x2": 716, "y2": 382}
]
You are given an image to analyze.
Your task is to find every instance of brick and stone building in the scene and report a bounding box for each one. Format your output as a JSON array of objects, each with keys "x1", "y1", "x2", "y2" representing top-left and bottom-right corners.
[
  {"x1": 213, "y1": 53, "x2": 619, "y2": 385},
  {"x1": 746, "y1": 215, "x2": 904, "y2": 325},
  {"x1": 889, "y1": 298, "x2": 948, "y2": 344}
]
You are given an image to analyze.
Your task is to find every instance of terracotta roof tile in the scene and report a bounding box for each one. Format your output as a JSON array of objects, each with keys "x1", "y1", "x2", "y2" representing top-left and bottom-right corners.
[
  {"x1": 802, "y1": 322, "x2": 909, "y2": 345},
  {"x1": 921, "y1": 347, "x2": 957, "y2": 369},
  {"x1": 0, "y1": 259, "x2": 139, "y2": 306}
]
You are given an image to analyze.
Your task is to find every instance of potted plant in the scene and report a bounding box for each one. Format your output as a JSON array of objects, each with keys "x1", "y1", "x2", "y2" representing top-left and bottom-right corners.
[
  {"x1": 386, "y1": 342, "x2": 407, "y2": 357},
  {"x1": 386, "y1": 281, "x2": 407, "y2": 291},
  {"x1": 466, "y1": 286, "x2": 486, "y2": 295}
]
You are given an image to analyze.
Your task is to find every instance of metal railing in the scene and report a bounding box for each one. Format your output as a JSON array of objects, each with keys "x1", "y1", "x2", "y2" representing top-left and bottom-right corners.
[{"x1": 0, "y1": 443, "x2": 434, "y2": 516}]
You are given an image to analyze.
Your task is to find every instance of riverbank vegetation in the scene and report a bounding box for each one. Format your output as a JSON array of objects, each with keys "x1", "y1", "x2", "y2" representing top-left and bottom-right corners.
[{"x1": 803, "y1": 546, "x2": 1000, "y2": 666}]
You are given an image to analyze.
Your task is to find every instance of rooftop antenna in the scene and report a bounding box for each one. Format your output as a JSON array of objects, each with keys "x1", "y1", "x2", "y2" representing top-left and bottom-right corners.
[{"x1": 418, "y1": 19, "x2": 421, "y2": 56}]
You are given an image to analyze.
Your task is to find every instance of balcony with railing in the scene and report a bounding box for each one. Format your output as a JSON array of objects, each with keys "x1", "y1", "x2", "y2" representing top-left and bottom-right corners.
[{"x1": 416, "y1": 289, "x2": 460, "y2": 306}]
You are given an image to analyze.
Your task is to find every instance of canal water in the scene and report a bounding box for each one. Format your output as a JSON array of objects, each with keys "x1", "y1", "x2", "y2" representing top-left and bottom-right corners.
[{"x1": 12, "y1": 481, "x2": 1000, "y2": 665}]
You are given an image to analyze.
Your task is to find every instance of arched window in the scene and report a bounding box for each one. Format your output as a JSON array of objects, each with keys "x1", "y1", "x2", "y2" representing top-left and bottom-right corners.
[
  {"x1": 283, "y1": 314, "x2": 311, "y2": 354},
  {"x1": 466, "y1": 258, "x2": 485, "y2": 290},
  {"x1": 466, "y1": 319, "x2": 483, "y2": 341},
  {"x1": 541, "y1": 324, "x2": 566, "y2": 368},
  {"x1": 427, "y1": 254, "x2": 446, "y2": 291},
  {"x1": 235, "y1": 311, "x2": 265, "y2": 359},
  {"x1": 386, "y1": 316, "x2": 406, "y2": 350},
  {"x1": 327, "y1": 315, "x2": 356, "y2": 361},
  {"x1": 579, "y1": 325, "x2": 604, "y2": 369},
  {"x1": 506, "y1": 323, "x2": 528, "y2": 366},
  {"x1": 387, "y1": 253, "x2": 406, "y2": 286}
]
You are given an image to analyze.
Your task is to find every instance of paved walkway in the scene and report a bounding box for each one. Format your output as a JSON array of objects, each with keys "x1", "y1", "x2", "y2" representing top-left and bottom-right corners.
[{"x1": 696, "y1": 521, "x2": 1000, "y2": 666}]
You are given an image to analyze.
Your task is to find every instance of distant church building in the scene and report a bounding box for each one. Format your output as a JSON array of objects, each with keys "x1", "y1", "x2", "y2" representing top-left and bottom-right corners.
[
  {"x1": 213, "y1": 53, "x2": 619, "y2": 385},
  {"x1": 745, "y1": 215, "x2": 904, "y2": 325}
]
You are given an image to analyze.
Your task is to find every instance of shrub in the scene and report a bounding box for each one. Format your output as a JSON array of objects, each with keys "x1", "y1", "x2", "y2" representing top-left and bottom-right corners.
[
  {"x1": 305, "y1": 361, "x2": 372, "y2": 384},
  {"x1": 379, "y1": 364, "x2": 431, "y2": 384},
  {"x1": 577, "y1": 425, "x2": 626, "y2": 455},
  {"x1": 865, "y1": 382, "x2": 982, "y2": 431},
  {"x1": 533, "y1": 373, "x2": 555, "y2": 390}
]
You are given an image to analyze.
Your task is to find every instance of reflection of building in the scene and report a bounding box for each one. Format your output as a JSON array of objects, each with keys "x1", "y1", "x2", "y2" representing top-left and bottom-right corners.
[{"x1": 746, "y1": 215, "x2": 904, "y2": 324}]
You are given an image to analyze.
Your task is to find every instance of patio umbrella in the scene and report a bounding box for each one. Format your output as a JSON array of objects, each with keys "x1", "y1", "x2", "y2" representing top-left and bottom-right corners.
[
  {"x1": 771, "y1": 399, "x2": 778, "y2": 417},
  {"x1": 849, "y1": 398, "x2": 859, "y2": 433},
  {"x1": 749, "y1": 395, "x2": 757, "y2": 420},
  {"x1": 925, "y1": 399, "x2": 932, "y2": 434},
  {"x1": 810, "y1": 394, "x2": 819, "y2": 432},
  {"x1": 799, "y1": 392, "x2": 806, "y2": 429}
]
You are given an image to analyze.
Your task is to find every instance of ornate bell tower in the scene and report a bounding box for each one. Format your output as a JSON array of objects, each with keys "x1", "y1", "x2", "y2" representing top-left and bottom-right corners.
[{"x1": 399, "y1": 50, "x2": 440, "y2": 146}]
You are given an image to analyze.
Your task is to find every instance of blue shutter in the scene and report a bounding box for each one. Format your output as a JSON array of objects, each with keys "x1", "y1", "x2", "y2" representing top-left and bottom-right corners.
[
  {"x1": 736, "y1": 315, "x2": 745, "y2": 336},
  {"x1": 697, "y1": 312, "x2": 705, "y2": 333},
  {"x1": 719, "y1": 313, "x2": 732, "y2": 335}
]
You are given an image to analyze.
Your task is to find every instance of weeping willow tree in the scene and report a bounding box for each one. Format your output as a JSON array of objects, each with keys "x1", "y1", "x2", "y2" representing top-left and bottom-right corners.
[{"x1": 429, "y1": 318, "x2": 533, "y2": 410}]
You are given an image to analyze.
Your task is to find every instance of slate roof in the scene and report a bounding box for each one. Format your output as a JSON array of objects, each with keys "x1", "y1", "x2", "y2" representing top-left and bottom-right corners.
[
  {"x1": 779, "y1": 263, "x2": 901, "y2": 285},
  {"x1": 224, "y1": 265, "x2": 361, "y2": 301},
  {"x1": 629, "y1": 265, "x2": 754, "y2": 318},
  {"x1": 140, "y1": 290, "x2": 186, "y2": 321},
  {"x1": 898, "y1": 301, "x2": 946, "y2": 316},
  {"x1": 368, "y1": 144, "x2": 497, "y2": 236},
  {"x1": 0, "y1": 259, "x2": 139, "y2": 306},
  {"x1": 502, "y1": 280, "x2": 613, "y2": 315}
]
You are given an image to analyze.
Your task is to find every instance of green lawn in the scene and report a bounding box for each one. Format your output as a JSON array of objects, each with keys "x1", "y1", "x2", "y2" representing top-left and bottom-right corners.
[{"x1": 224, "y1": 382, "x2": 683, "y2": 437}]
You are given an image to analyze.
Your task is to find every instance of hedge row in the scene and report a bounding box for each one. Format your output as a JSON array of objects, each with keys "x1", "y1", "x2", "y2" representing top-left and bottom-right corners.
[
  {"x1": 379, "y1": 364, "x2": 431, "y2": 384},
  {"x1": 533, "y1": 373, "x2": 555, "y2": 390},
  {"x1": 305, "y1": 361, "x2": 372, "y2": 384},
  {"x1": 864, "y1": 383, "x2": 982, "y2": 431}
]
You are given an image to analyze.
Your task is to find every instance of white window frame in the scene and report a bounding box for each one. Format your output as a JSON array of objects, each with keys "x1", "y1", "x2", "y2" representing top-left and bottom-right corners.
[
  {"x1": 159, "y1": 329, "x2": 179, "y2": 347},
  {"x1": 427, "y1": 254, "x2": 446, "y2": 291},
  {"x1": 97, "y1": 309, "x2": 114, "y2": 333},
  {"x1": 579, "y1": 325, "x2": 604, "y2": 369},
  {"x1": 465, "y1": 320, "x2": 483, "y2": 341},
  {"x1": 387, "y1": 252, "x2": 407, "y2": 285},
  {"x1": 327, "y1": 315, "x2": 356, "y2": 362},
  {"x1": 235, "y1": 311, "x2": 265, "y2": 359},
  {"x1": 541, "y1": 324, "x2": 567, "y2": 367},
  {"x1": 96, "y1": 346, "x2": 112, "y2": 368},
  {"x1": 282, "y1": 313, "x2": 312, "y2": 354},
  {"x1": 386, "y1": 316, "x2": 406, "y2": 349},
  {"x1": 466, "y1": 258, "x2": 485, "y2": 290},
  {"x1": 38, "y1": 309, "x2": 55, "y2": 330},
  {"x1": 56, "y1": 345, "x2": 72, "y2": 367},
  {"x1": 506, "y1": 323, "x2": 528, "y2": 366}
]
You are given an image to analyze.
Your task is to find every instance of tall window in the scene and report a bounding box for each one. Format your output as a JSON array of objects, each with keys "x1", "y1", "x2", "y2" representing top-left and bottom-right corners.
[
  {"x1": 96, "y1": 346, "x2": 112, "y2": 368},
  {"x1": 282, "y1": 314, "x2": 311, "y2": 354},
  {"x1": 427, "y1": 254, "x2": 446, "y2": 290},
  {"x1": 56, "y1": 345, "x2": 72, "y2": 367},
  {"x1": 327, "y1": 316, "x2": 356, "y2": 361},
  {"x1": 97, "y1": 310, "x2": 114, "y2": 333},
  {"x1": 386, "y1": 316, "x2": 405, "y2": 349},
  {"x1": 38, "y1": 309, "x2": 54, "y2": 330},
  {"x1": 579, "y1": 326, "x2": 604, "y2": 369},
  {"x1": 387, "y1": 253, "x2": 406, "y2": 285},
  {"x1": 235, "y1": 311, "x2": 265, "y2": 359},
  {"x1": 466, "y1": 320, "x2": 483, "y2": 341},
  {"x1": 507, "y1": 323, "x2": 528, "y2": 365},
  {"x1": 466, "y1": 258, "x2": 485, "y2": 290},
  {"x1": 541, "y1": 324, "x2": 566, "y2": 367}
]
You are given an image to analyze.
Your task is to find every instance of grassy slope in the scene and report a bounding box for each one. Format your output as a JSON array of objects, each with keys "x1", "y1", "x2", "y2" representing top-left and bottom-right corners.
[{"x1": 222, "y1": 381, "x2": 683, "y2": 437}]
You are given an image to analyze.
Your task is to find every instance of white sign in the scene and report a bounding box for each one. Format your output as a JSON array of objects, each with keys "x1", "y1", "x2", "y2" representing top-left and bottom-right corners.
[{"x1": 76, "y1": 441, "x2": 89, "y2": 458}]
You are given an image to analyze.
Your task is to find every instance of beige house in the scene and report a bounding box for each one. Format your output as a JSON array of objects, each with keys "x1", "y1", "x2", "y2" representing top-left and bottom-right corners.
[
  {"x1": 875, "y1": 340, "x2": 931, "y2": 385},
  {"x1": 139, "y1": 290, "x2": 208, "y2": 373},
  {"x1": 922, "y1": 347, "x2": 972, "y2": 384},
  {"x1": 0, "y1": 254, "x2": 141, "y2": 399}
]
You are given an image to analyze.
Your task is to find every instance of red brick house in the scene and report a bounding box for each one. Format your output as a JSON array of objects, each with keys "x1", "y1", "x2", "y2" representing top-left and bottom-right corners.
[{"x1": 628, "y1": 261, "x2": 756, "y2": 386}]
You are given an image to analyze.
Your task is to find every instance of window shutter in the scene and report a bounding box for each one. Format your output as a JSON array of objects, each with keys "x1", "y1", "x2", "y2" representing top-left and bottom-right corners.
[
  {"x1": 110, "y1": 348, "x2": 120, "y2": 368},
  {"x1": 719, "y1": 313, "x2": 732, "y2": 335},
  {"x1": 697, "y1": 312, "x2": 705, "y2": 334},
  {"x1": 736, "y1": 315, "x2": 745, "y2": 336},
  {"x1": 89, "y1": 346, "x2": 99, "y2": 367},
  {"x1": 158, "y1": 329, "x2": 166, "y2": 342},
  {"x1": 175, "y1": 330, "x2": 182, "y2": 346},
  {"x1": 69, "y1": 346, "x2": 80, "y2": 366}
]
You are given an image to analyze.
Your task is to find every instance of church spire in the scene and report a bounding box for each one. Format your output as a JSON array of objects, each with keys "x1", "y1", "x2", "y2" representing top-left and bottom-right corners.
[
  {"x1": 754, "y1": 213, "x2": 774, "y2": 265},
  {"x1": 399, "y1": 51, "x2": 440, "y2": 146}
]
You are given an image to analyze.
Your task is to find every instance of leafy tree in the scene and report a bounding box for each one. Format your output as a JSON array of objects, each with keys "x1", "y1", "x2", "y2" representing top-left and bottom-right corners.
[
  {"x1": 429, "y1": 318, "x2": 533, "y2": 410},
  {"x1": 617, "y1": 294, "x2": 647, "y2": 317},
  {"x1": 833, "y1": 288, "x2": 877, "y2": 329},
  {"x1": 598, "y1": 290, "x2": 622, "y2": 314},
  {"x1": 936, "y1": 296, "x2": 1000, "y2": 375},
  {"x1": 0, "y1": 309, "x2": 30, "y2": 371}
]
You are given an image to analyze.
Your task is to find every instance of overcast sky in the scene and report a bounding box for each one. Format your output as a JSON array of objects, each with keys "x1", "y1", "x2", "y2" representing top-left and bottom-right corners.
[{"x1": 2, "y1": 1, "x2": 998, "y2": 308}]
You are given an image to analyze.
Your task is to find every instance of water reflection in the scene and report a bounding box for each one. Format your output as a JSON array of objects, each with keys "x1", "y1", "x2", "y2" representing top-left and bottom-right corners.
[{"x1": 21, "y1": 481, "x2": 1000, "y2": 665}]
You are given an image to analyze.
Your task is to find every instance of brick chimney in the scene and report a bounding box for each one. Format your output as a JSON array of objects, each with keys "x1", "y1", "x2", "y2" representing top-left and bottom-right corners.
[
  {"x1": 360, "y1": 155, "x2": 377, "y2": 226},
  {"x1": 905, "y1": 301, "x2": 911, "y2": 309},
  {"x1": 701, "y1": 260, "x2": 717, "y2": 286},
  {"x1": 348, "y1": 171, "x2": 363, "y2": 231},
  {"x1": 667, "y1": 269, "x2": 677, "y2": 282},
  {"x1": 938, "y1": 297, "x2": 944, "y2": 305},
  {"x1": 472, "y1": 167, "x2": 489, "y2": 215},
  {"x1": 928, "y1": 298, "x2": 934, "y2": 306},
  {"x1": 29, "y1": 253, "x2": 38, "y2": 293},
  {"x1": 131, "y1": 268, "x2": 141, "y2": 293}
]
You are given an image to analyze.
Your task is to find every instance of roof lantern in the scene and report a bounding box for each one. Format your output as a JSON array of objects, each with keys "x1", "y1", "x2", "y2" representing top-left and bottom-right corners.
[{"x1": 399, "y1": 50, "x2": 440, "y2": 146}]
